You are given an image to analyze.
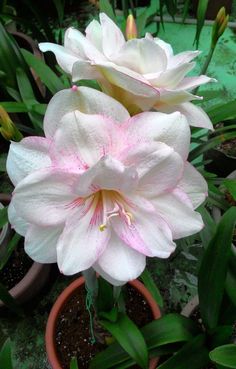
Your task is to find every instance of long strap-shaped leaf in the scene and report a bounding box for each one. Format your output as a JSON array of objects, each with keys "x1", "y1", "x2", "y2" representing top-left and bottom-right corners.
[
  {"x1": 194, "y1": 0, "x2": 209, "y2": 48},
  {"x1": 158, "y1": 334, "x2": 209, "y2": 369},
  {"x1": 0, "y1": 338, "x2": 13, "y2": 369},
  {"x1": 209, "y1": 344, "x2": 236, "y2": 368},
  {"x1": 198, "y1": 206, "x2": 236, "y2": 331},
  {"x1": 90, "y1": 314, "x2": 199, "y2": 369},
  {"x1": 100, "y1": 313, "x2": 149, "y2": 369},
  {"x1": 21, "y1": 49, "x2": 65, "y2": 95}
]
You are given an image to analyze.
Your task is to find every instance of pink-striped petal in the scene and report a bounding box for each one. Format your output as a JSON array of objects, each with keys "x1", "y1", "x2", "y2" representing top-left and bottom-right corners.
[{"x1": 57, "y1": 196, "x2": 111, "y2": 274}]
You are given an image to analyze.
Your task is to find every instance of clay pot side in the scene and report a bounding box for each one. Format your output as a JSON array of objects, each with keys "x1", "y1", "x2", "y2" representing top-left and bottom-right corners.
[{"x1": 46, "y1": 277, "x2": 161, "y2": 369}]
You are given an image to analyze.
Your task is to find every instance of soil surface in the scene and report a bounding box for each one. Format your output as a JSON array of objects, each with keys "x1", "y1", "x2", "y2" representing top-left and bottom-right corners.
[
  {"x1": 56, "y1": 284, "x2": 154, "y2": 369},
  {"x1": 0, "y1": 242, "x2": 33, "y2": 290}
]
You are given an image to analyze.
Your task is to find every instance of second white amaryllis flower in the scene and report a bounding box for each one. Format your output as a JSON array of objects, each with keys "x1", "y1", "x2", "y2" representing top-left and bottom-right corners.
[
  {"x1": 39, "y1": 13, "x2": 214, "y2": 129},
  {"x1": 7, "y1": 87, "x2": 207, "y2": 285}
]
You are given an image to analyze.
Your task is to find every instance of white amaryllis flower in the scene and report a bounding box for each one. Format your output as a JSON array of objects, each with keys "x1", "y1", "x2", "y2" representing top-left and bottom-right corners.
[
  {"x1": 7, "y1": 87, "x2": 207, "y2": 285},
  {"x1": 39, "y1": 13, "x2": 214, "y2": 129}
]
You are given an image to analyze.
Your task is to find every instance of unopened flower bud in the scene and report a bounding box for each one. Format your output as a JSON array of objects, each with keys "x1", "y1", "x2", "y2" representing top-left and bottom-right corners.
[
  {"x1": 211, "y1": 7, "x2": 229, "y2": 48},
  {"x1": 0, "y1": 106, "x2": 22, "y2": 141},
  {"x1": 125, "y1": 14, "x2": 137, "y2": 40}
]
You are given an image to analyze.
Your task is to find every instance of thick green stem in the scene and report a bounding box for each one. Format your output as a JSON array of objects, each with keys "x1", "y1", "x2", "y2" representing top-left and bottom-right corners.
[
  {"x1": 193, "y1": 45, "x2": 215, "y2": 95},
  {"x1": 83, "y1": 268, "x2": 98, "y2": 301},
  {"x1": 82, "y1": 268, "x2": 98, "y2": 344}
]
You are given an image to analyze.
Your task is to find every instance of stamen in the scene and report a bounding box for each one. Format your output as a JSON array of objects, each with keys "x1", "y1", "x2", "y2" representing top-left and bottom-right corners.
[
  {"x1": 98, "y1": 191, "x2": 134, "y2": 231},
  {"x1": 99, "y1": 224, "x2": 107, "y2": 232}
]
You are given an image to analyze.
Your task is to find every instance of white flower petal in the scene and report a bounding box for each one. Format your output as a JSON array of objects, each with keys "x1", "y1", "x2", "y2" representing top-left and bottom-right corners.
[
  {"x1": 113, "y1": 38, "x2": 167, "y2": 74},
  {"x1": 137, "y1": 145, "x2": 184, "y2": 196},
  {"x1": 65, "y1": 27, "x2": 105, "y2": 61},
  {"x1": 99, "y1": 13, "x2": 125, "y2": 58},
  {"x1": 51, "y1": 111, "x2": 121, "y2": 168},
  {"x1": 43, "y1": 87, "x2": 130, "y2": 138},
  {"x1": 150, "y1": 63, "x2": 195, "y2": 89},
  {"x1": 176, "y1": 75, "x2": 215, "y2": 91},
  {"x1": 85, "y1": 19, "x2": 103, "y2": 51},
  {"x1": 6, "y1": 137, "x2": 51, "y2": 186},
  {"x1": 168, "y1": 50, "x2": 200, "y2": 68},
  {"x1": 111, "y1": 196, "x2": 176, "y2": 257},
  {"x1": 57, "y1": 197, "x2": 111, "y2": 275},
  {"x1": 25, "y1": 224, "x2": 62, "y2": 263},
  {"x1": 13, "y1": 169, "x2": 81, "y2": 226},
  {"x1": 75, "y1": 155, "x2": 138, "y2": 197},
  {"x1": 126, "y1": 111, "x2": 190, "y2": 160},
  {"x1": 95, "y1": 232, "x2": 146, "y2": 285},
  {"x1": 159, "y1": 102, "x2": 213, "y2": 130},
  {"x1": 8, "y1": 201, "x2": 29, "y2": 236},
  {"x1": 97, "y1": 62, "x2": 159, "y2": 97},
  {"x1": 178, "y1": 163, "x2": 208, "y2": 209},
  {"x1": 72, "y1": 60, "x2": 102, "y2": 81},
  {"x1": 152, "y1": 191, "x2": 204, "y2": 239},
  {"x1": 39, "y1": 42, "x2": 79, "y2": 74}
]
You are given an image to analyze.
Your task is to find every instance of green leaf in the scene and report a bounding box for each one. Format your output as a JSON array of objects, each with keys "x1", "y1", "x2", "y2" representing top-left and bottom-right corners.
[
  {"x1": 0, "y1": 338, "x2": 13, "y2": 369},
  {"x1": 198, "y1": 205, "x2": 216, "y2": 248},
  {"x1": 100, "y1": 313, "x2": 149, "y2": 369},
  {"x1": 99, "y1": 0, "x2": 116, "y2": 23},
  {"x1": 189, "y1": 132, "x2": 236, "y2": 162},
  {"x1": 16, "y1": 67, "x2": 43, "y2": 132},
  {"x1": 164, "y1": 0, "x2": 177, "y2": 20},
  {"x1": 0, "y1": 206, "x2": 8, "y2": 228},
  {"x1": 158, "y1": 334, "x2": 209, "y2": 369},
  {"x1": 225, "y1": 268, "x2": 236, "y2": 307},
  {"x1": 194, "y1": 0, "x2": 209, "y2": 48},
  {"x1": 140, "y1": 269, "x2": 163, "y2": 307},
  {"x1": 198, "y1": 207, "x2": 236, "y2": 330},
  {"x1": 70, "y1": 356, "x2": 79, "y2": 369},
  {"x1": 0, "y1": 233, "x2": 21, "y2": 271},
  {"x1": 209, "y1": 345, "x2": 236, "y2": 368},
  {"x1": 209, "y1": 326, "x2": 233, "y2": 349},
  {"x1": 0, "y1": 101, "x2": 28, "y2": 112},
  {"x1": 97, "y1": 277, "x2": 114, "y2": 315},
  {"x1": 0, "y1": 154, "x2": 7, "y2": 172},
  {"x1": 90, "y1": 314, "x2": 199, "y2": 369},
  {"x1": 21, "y1": 48, "x2": 65, "y2": 94},
  {"x1": 207, "y1": 100, "x2": 236, "y2": 124},
  {"x1": 223, "y1": 179, "x2": 236, "y2": 201},
  {"x1": 0, "y1": 22, "x2": 29, "y2": 90},
  {"x1": 52, "y1": 0, "x2": 65, "y2": 25}
]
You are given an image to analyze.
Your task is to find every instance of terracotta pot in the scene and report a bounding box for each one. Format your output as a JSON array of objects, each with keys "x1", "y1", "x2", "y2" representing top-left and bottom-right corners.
[
  {"x1": 0, "y1": 193, "x2": 51, "y2": 307},
  {"x1": 46, "y1": 277, "x2": 161, "y2": 369}
]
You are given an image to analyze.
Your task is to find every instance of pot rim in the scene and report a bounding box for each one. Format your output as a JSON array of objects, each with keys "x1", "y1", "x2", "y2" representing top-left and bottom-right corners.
[{"x1": 46, "y1": 276, "x2": 161, "y2": 369}]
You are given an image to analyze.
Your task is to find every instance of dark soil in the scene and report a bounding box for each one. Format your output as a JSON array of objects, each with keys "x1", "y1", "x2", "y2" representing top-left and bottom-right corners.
[
  {"x1": 0, "y1": 242, "x2": 33, "y2": 290},
  {"x1": 56, "y1": 284, "x2": 154, "y2": 369}
]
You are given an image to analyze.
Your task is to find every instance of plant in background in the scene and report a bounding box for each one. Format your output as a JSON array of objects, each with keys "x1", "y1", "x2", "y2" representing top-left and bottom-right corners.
[
  {"x1": 0, "y1": 338, "x2": 14, "y2": 369},
  {"x1": 0, "y1": 106, "x2": 22, "y2": 141}
]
